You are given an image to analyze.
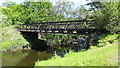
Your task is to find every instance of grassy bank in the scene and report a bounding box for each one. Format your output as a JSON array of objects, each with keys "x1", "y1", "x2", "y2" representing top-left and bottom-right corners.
[
  {"x1": 35, "y1": 34, "x2": 119, "y2": 66},
  {"x1": 1, "y1": 26, "x2": 30, "y2": 51}
]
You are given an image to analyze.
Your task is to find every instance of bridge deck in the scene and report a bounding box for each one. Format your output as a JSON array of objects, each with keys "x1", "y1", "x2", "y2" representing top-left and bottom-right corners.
[
  {"x1": 19, "y1": 28, "x2": 109, "y2": 34},
  {"x1": 18, "y1": 20, "x2": 111, "y2": 34}
]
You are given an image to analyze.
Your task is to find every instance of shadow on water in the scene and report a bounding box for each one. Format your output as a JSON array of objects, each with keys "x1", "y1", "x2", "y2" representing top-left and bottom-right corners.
[
  {"x1": 20, "y1": 32, "x2": 100, "y2": 57},
  {"x1": 2, "y1": 42, "x2": 90, "y2": 67},
  {"x1": 45, "y1": 34, "x2": 100, "y2": 58},
  {"x1": 2, "y1": 39, "x2": 98, "y2": 67}
]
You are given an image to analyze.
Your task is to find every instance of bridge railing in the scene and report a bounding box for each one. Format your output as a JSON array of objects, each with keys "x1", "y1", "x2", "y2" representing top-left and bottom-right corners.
[{"x1": 18, "y1": 20, "x2": 96, "y2": 31}]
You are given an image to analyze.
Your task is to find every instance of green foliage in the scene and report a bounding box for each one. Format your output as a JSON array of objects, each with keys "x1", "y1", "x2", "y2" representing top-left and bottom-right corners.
[
  {"x1": 1, "y1": 1, "x2": 119, "y2": 33},
  {"x1": 1, "y1": 1, "x2": 119, "y2": 51},
  {"x1": 97, "y1": 34, "x2": 119, "y2": 47},
  {"x1": 86, "y1": 1, "x2": 105, "y2": 11},
  {"x1": 35, "y1": 34, "x2": 119, "y2": 66},
  {"x1": 2, "y1": 2, "x2": 53, "y2": 25},
  {"x1": 86, "y1": 1, "x2": 119, "y2": 33},
  {"x1": 1, "y1": 26, "x2": 29, "y2": 51},
  {"x1": 41, "y1": 34, "x2": 74, "y2": 46}
]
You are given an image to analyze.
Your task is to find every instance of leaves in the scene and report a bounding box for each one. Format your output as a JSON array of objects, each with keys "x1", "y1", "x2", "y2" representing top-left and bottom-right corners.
[
  {"x1": 1, "y1": 1, "x2": 119, "y2": 33},
  {"x1": 86, "y1": 1, "x2": 119, "y2": 33},
  {"x1": 2, "y1": 2, "x2": 53, "y2": 25}
]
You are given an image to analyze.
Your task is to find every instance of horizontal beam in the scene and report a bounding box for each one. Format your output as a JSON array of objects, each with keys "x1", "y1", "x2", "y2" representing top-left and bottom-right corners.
[
  {"x1": 19, "y1": 28, "x2": 109, "y2": 34},
  {"x1": 20, "y1": 20, "x2": 95, "y2": 25}
]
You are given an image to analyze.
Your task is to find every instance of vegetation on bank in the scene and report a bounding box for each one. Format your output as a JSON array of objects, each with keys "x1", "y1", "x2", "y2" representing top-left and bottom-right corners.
[
  {"x1": 35, "y1": 34, "x2": 119, "y2": 66},
  {"x1": 1, "y1": 1, "x2": 119, "y2": 51},
  {"x1": 1, "y1": 26, "x2": 29, "y2": 51},
  {"x1": 0, "y1": 0, "x2": 119, "y2": 66}
]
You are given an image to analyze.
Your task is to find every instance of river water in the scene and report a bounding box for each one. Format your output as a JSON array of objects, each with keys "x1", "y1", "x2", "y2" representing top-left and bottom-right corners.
[
  {"x1": 2, "y1": 49, "x2": 53, "y2": 66},
  {"x1": 2, "y1": 41, "x2": 88, "y2": 67}
]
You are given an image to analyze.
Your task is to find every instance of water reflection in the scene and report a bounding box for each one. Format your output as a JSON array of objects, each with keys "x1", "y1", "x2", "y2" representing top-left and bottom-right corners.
[{"x1": 2, "y1": 49, "x2": 53, "y2": 67}]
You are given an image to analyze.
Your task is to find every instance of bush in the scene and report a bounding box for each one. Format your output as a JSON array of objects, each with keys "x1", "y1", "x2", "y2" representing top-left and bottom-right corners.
[{"x1": 1, "y1": 26, "x2": 30, "y2": 51}]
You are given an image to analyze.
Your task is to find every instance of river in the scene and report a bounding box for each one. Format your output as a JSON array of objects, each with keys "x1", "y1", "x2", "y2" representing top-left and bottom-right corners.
[
  {"x1": 2, "y1": 49, "x2": 53, "y2": 67},
  {"x1": 2, "y1": 41, "x2": 89, "y2": 67}
]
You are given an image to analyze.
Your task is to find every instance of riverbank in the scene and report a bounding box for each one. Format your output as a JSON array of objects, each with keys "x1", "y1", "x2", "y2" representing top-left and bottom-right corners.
[
  {"x1": 35, "y1": 34, "x2": 119, "y2": 66},
  {"x1": 1, "y1": 26, "x2": 30, "y2": 51}
]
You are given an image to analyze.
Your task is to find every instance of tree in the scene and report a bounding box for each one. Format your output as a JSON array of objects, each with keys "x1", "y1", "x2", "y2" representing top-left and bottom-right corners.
[
  {"x1": 20, "y1": 2, "x2": 53, "y2": 23},
  {"x1": 86, "y1": 1, "x2": 119, "y2": 33},
  {"x1": 71, "y1": 5, "x2": 89, "y2": 19},
  {"x1": 2, "y1": 1, "x2": 16, "y2": 7},
  {"x1": 53, "y1": 2, "x2": 74, "y2": 20},
  {"x1": 86, "y1": 1, "x2": 105, "y2": 11},
  {"x1": 2, "y1": 1, "x2": 53, "y2": 25}
]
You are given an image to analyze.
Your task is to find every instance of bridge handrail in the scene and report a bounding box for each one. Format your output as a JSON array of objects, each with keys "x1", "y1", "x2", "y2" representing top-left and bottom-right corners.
[{"x1": 20, "y1": 20, "x2": 95, "y2": 25}]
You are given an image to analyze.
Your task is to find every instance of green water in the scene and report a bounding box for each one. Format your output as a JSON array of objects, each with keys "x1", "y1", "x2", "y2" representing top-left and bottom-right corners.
[{"x1": 2, "y1": 49, "x2": 53, "y2": 66}]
